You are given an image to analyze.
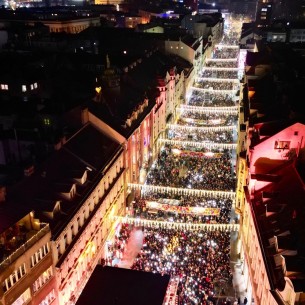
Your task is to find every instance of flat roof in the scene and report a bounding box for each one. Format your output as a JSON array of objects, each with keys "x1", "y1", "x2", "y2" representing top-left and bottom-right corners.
[{"x1": 76, "y1": 266, "x2": 170, "y2": 305}]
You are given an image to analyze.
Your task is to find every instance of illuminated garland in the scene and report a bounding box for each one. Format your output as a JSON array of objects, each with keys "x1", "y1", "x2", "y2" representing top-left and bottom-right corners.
[
  {"x1": 215, "y1": 44, "x2": 239, "y2": 49},
  {"x1": 202, "y1": 67, "x2": 239, "y2": 71},
  {"x1": 206, "y1": 58, "x2": 237, "y2": 62},
  {"x1": 128, "y1": 183, "x2": 236, "y2": 199},
  {"x1": 178, "y1": 105, "x2": 238, "y2": 114},
  {"x1": 196, "y1": 77, "x2": 240, "y2": 83},
  {"x1": 158, "y1": 138, "x2": 237, "y2": 150},
  {"x1": 191, "y1": 87, "x2": 237, "y2": 93},
  {"x1": 114, "y1": 216, "x2": 240, "y2": 232},
  {"x1": 167, "y1": 124, "x2": 236, "y2": 132}
]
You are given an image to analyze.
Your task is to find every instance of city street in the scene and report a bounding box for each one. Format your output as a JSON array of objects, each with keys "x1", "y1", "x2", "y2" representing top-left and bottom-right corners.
[{"x1": 108, "y1": 16, "x2": 249, "y2": 305}]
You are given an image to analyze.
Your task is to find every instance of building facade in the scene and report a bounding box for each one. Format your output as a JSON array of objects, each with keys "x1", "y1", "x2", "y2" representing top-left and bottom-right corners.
[
  {"x1": 0, "y1": 212, "x2": 57, "y2": 305},
  {"x1": 236, "y1": 122, "x2": 305, "y2": 305}
]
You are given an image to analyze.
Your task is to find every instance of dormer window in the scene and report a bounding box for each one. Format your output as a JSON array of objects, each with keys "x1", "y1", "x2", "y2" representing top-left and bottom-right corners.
[
  {"x1": 80, "y1": 171, "x2": 87, "y2": 185},
  {"x1": 274, "y1": 141, "x2": 290, "y2": 150}
]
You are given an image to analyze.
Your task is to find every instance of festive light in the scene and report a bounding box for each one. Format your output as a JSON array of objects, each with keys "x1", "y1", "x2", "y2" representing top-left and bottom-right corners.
[
  {"x1": 191, "y1": 87, "x2": 237, "y2": 93},
  {"x1": 206, "y1": 58, "x2": 237, "y2": 62},
  {"x1": 201, "y1": 67, "x2": 239, "y2": 71},
  {"x1": 196, "y1": 77, "x2": 240, "y2": 83},
  {"x1": 158, "y1": 138, "x2": 237, "y2": 150},
  {"x1": 114, "y1": 216, "x2": 240, "y2": 232},
  {"x1": 128, "y1": 183, "x2": 236, "y2": 199},
  {"x1": 167, "y1": 124, "x2": 236, "y2": 132},
  {"x1": 178, "y1": 105, "x2": 238, "y2": 114},
  {"x1": 215, "y1": 44, "x2": 239, "y2": 49}
]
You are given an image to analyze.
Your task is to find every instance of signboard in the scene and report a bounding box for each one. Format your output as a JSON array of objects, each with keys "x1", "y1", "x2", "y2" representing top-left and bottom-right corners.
[{"x1": 146, "y1": 201, "x2": 220, "y2": 216}]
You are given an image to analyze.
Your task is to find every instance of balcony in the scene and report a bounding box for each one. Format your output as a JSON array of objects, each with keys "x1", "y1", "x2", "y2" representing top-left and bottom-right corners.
[{"x1": 0, "y1": 223, "x2": 50, "y2": 272}]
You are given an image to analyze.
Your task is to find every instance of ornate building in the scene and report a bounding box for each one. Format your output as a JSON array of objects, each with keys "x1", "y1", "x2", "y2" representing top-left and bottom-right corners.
[
  {"x1": 0, "y1": 123, "x2": 125, "y2": 305},
  {"x1": 236, "y1": 122, "x2": 305, "y2": 304}
]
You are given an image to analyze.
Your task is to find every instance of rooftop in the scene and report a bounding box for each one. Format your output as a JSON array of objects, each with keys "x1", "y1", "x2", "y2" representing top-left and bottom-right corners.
[
  {"x1": 76, "y1": 266, "x2": 170, "y2": 305},
  {"x1": 248, "y1": 123, "x2": 305, "y2": 293},
  {"x1": 0, "y1": 123, "x2": 122, "y2": 238},
  {"x1": 88, "y1": 50, "x2": 191, "y2": 138}
]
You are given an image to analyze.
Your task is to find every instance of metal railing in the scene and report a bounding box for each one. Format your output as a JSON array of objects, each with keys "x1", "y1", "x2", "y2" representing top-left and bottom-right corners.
[{"x1": 0, "y1": 224, "x2": 50, "y2": 272}]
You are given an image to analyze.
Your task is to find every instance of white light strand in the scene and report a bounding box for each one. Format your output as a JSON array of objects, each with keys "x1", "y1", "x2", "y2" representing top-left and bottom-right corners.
[
  {"x1": 114, "y1": 216, "x2": 240, "y2": 232},
  {"x1": 196, "y1": 77, "x2": 240, "y2": 83},
  {"x1": 167, "y1": 124, "x2": 236, "y2": 132},
  {"x1": 201, "y1": 67, "x2": 239, "y2": 71},
  {"x1": 206, "y1": 58, "x2": 237, "y2": 62},
  {"x1": 191, "y1": 87, "x2": 238, "y2": 93},
  {"x1": 178, "y1": 105, "x2": 238, "y2": 114},
  {"x1": 128, "y1": 183, "x2": 236, "y2": 199},
  {"x1": 215, "y1": 44, "x2": 239, "y2": 49},
  {"x1": 158, "y1": 138, "x2": 237, "y2": 150}
]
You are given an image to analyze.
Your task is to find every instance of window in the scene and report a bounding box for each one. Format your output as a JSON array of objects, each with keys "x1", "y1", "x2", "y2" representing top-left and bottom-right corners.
[
  {"x1": 33, "y1": 267, "x2": 53, "y2": 293},
  {"x1": 2, "y1": 264, "x2": 27, "y2": 293},
  {"x1": 0, "y1": 84, "x2": 8, "y2": 90},
  {"x1": 39, "y1": 289, "x2": 55, "y2": 305},
  {"x1": 31, "y1": 243, "x2": 50, "y2": 267},
  {"x1": 34, "y1": 82, "x2": 38, "y2": 89},
  {"x1": 274, "y1": 140, "x2": 290, "y2": 150},
  {"x1": 11, "y1": 288, "x2": 31, "y2": 305},
  {"x1": 30, "y1": 84, "x2": 34, "y2": 90},
  {"x1": 22, "y1": 85, "x2": 27, "y2": 92}
]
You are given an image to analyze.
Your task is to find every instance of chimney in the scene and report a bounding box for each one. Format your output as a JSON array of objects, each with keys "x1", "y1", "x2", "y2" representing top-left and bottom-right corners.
[
  {"x1": 81, "y1": 107, "x2": 89, "y2": 125},
  {"x1": 0, "y1": 186, "x2": 6, "y2": 203}
]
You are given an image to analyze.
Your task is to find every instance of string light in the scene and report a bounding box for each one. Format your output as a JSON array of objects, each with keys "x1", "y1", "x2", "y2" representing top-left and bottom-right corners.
[
  {"x1": 128, "y1": 183, "x2": 236, "y2": 199},
  {"x1": 158, "y1": 138, "x2": 237, "y2": 150},
  {"x1": 196, "y1": 77, "x2": 240, "y2": 83},
  {"x1": 215, "y1": 44, "x2": 239, "y2": 49},
  {"x1": 178, "y1": 105, "x2": 238, "y2": 114},
  {"x1": 167, "y1": 124, "x2": 236, "y2": 132},
  {"x1": 201, "y1": 67, "x2": 239, "y2": 71},
  {"x1": 114, "y1": 216, "x2": 239, "y2": 232},
  {"x1": 205, "y1": 58, "x2": 237, "y2": 62},
  {"x1": 191, "y1": 87, "x2": 237, "y2": 93}
]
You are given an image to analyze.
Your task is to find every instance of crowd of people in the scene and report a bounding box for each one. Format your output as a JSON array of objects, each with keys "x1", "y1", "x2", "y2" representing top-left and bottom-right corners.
[
  {"x1": 200, "y1": 70, "x2": 239, "y2": 79},
  {"x1": 205, "y1": 60, "x2": 238, "y2": 68},
  {"x1": 221, "y1": 32, "x2": 240, "y2": 45},
  {"x1": 131, "y1": 228, "x2": 232, "y2": 305},
  {"x1": 132, "y1": 194, "x2": 233, "y2": 225},
  {"x1": 193, "y1": 80, "x2": 238, "y2": 91},
  {"x1": 168, "y1": 128, "x2": 234, "y2": 143},
  {"x1": 145, "y1": 144, "x2": 235, "y2": 191},
  {"x1": 106, "y1": 20, "x2": 243, "y2": 305},
  {"x1": 188, "y1": 92, "x2": 236, "y2": 107},
  {"x1": 105, "y1": 223, "x2": 131, "y2": 266},
  {"x1": 212, "y1": 48, "x2": 239, "y2": 59},
  {"x1": 177, "y1": 112, "x2": 237, "y2": 127}
]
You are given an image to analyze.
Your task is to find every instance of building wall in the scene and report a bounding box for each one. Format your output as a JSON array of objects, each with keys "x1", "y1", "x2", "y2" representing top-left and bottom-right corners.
[
  {"x1": 26, "y1": 18, "x2": 100, "y2": 34},
  {"x1": 53, "y1": 151, "x2": 125, "y2": 305},
  {"x1": 289, "y1": 28, "x2": 305, "y2": 43},
  {"x1": 164, "y1": 39, "x2": 202, "y2": 78},
  {"x1": 165, "y1": 40, "x2": 195, "y2": 65},
  {"x1": 237, "y1": 122, "x2": 305, "y2": 305},
  {"x1": 143, "y1": 26, "x2": 164, "y2": 33},
  {"x1": 0, "y1": 227, "x2": 57, "y2": 305},
  {"x1": 152, "y1": 87, "x2": 166, "y2": 159},
  {"x1": 240, "y1": 196, "x2": 278, "y2": 305}
]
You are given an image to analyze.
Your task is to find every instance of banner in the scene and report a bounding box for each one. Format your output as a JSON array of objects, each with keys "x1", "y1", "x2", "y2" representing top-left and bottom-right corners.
[{"x1": 146, "y1": 201, "x2": 220, "y2": 216}]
